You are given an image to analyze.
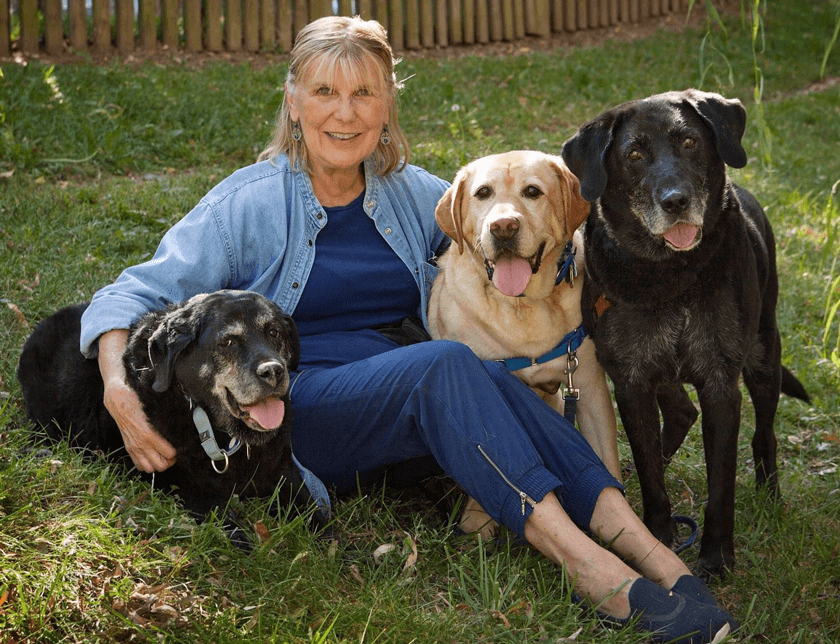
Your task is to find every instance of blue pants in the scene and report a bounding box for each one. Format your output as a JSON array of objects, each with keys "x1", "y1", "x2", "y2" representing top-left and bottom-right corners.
[{"x1": 289, "y1": 340, "x2": 621, "y2": 538}]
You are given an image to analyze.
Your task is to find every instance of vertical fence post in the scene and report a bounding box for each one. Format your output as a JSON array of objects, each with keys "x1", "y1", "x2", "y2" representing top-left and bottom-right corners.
[
  {"x1": 389, "y1": 0, "x2": 404, "y2": 50},
  {"x1": 449, "y1": 0, "x2": 463, "y2": 44},
  {"x1": 185, "y1": 0, "x2": 202, "y2": 51},
  {"x1": 139, "y1": 0, "x2": 157, "y2": 50},
  {"x1": 435, "y1": 0, "x2": 448, "y2": 47},
  {"x1": 463, "y1": 0, "x2": 475, "y2": 44},
  {"x1": 502, "y1": 0, "x2": 515, "y2": 40},
  {"x1": 420, "y1": 0, "x2": 434, "y2": 47},
  {"x1": 44, "y1": 0, "x2": 64, "y2": 54},
  {"x1": 489, "y1": 0, "x2": 503, "y2": 41},
  {"x1": 476, "y1": 0, "x2": 489, "y2": 43},
  {"x1": 551, "y1": 0, "x2": 563, "y2": 31},
  {"x1": 228, "y1": 0, "x2": 243, "y2": 51},
  {"x1": 92, "y1": 0, "x2": 111, "y2": 53},
  {"x1": 513, "y1": 0, "x2": 525, "y2": 37},
  {"x1": 206, "y1": 0, "x2": 223, "y2": 51},
  {"x1": 373, "y1": 0, "x2": 388, "y2": 33},
  {"x1": 0, "y1": 0, "x2": 8, "y2": 56},
  {"x1": 260, "y1": 0, "x2": 276, "y2": 50},
  {"x1": 405, "y1": 0, "x2": 420, "y2": 49},
  {"x1": 162, "y1": 0, "x2": 179, "y2": 48},
  {"x1": 19, "y1": 0, "x2": 38, "y2": 54},
  {"x1": 278, "y1": 0, "x2": 293, "y2": 51},
  {"x1": 116, "y1": 0, "x2": 135, "y2": 53},
  {"x1": 311, "y1": 0, "x2": 332, "y2": 19},
  {"x1": 294, "y1": 1, "x2": 309, "y2": 37},
  {"x1": 244, "y1": 0, "x2": 260, "y2": 51},
  {"x1": 357, "y1": 0, "x2": 373, "y2": 18}
]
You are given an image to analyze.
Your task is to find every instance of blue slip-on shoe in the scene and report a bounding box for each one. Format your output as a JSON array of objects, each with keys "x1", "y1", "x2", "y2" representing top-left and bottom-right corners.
[
  {"x1": 671, "y1": 574, "x2": 721, "y2": 608},
  {"x1": 581, "y1": 578, "x2": 739, "y2": 643}
]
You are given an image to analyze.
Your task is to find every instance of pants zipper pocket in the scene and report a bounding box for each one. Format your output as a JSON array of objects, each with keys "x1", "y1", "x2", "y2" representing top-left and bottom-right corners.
[{"x1": 476, "y1": 444, "x2": 537, "y2": 516}]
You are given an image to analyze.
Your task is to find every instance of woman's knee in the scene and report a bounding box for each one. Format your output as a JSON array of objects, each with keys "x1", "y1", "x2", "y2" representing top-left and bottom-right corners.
[{"x1": 416, "y1": 339, "x2": 487, "y2": 376}]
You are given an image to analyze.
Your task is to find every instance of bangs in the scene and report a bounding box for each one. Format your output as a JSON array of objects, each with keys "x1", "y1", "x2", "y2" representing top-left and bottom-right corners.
[{"x1": 298, "y1": 49, "x2": 391, "y2": 97}]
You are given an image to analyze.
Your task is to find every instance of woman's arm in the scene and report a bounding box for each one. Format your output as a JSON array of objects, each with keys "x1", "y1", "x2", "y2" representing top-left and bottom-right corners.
[{"x1": 98, "y1": 329, "x2": 177, "y2": 473}]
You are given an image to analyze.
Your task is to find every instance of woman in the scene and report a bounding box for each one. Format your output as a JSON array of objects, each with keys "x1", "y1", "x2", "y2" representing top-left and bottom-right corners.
[{"x1": 80, "y1": 16, "x2": 737, "y2": 643}]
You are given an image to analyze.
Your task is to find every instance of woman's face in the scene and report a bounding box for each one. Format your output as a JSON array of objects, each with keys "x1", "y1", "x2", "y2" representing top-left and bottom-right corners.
[{"x1": 288, "y1": 61, "x2": 390, "y2": 178}]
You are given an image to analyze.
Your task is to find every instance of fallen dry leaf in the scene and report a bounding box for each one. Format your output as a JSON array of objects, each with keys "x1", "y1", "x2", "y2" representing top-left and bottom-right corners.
[
  {"x1": 373, "y1": 543, "x2": 397, "y2": 565},
  {"x1": 490, "y1": 610, "x2": 510, "y2": 627},
  {"x1": 556, "y1": 627, "x2": 583, "y2": 641},
  {"x1": 710, "y1": 623, "x2": 731, "y2": 643},
  {"x1": 254, "y1": 521, "x2": 271, "y2": 543},
  {"x1": 402, "y1": 532, "x2": 418, "y2": 574},
  {"x1": 348, "y1": 563, "x2": 364, "y2": 586},
  {"x1": 6, "y1": 302, "x2": 27, "y2": 327}
]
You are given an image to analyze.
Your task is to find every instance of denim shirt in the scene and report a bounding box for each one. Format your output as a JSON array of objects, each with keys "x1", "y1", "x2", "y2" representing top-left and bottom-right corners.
[{"x1": 80, "y1": 156, "x2": 450, "y2": 357}]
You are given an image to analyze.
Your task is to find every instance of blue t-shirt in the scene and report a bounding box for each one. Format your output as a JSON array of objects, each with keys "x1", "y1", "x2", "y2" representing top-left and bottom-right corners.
[{"x1": 293, "y1": 191, "x2": 421, "y2": 369}]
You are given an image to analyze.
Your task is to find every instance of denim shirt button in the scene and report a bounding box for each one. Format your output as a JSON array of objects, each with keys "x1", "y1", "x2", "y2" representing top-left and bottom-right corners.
[
  {"x1": 384, "y1": 227, "x2": 392, "y2": 235},
  {"x1": 292, "y1": 282, "x2": 300, "y2": 289}
]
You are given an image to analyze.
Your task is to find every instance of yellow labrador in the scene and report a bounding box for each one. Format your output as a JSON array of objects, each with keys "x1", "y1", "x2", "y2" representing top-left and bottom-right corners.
[{"x1": 428, "y1": 150, "x2": 621, "y2": 538}]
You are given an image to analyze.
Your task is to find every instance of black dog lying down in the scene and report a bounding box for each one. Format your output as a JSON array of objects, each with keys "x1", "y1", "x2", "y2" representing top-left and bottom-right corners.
[
  {"x1": 17, "y1": 290, "x2": 330, "y2": 549},
  {"x1": 562, "y1": 89, "x2": 809, "y2": 576}
]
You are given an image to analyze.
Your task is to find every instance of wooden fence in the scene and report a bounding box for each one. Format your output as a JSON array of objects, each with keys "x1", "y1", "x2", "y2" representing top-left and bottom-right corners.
[{"x1": 2, "y1": 0, "x2": 693, "y2": 58}]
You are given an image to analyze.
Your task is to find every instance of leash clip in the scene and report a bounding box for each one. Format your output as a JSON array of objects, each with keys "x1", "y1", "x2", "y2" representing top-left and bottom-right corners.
[{"x1": 564, "y1": 350, "x2": 580, "y2": 400}]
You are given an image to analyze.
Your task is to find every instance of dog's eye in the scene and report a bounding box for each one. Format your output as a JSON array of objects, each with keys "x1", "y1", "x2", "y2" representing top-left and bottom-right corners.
[
  {"x1": 628, "y1": 150, "x2": 643, "y2": 161},
  {"x1": 475, "y1": 186, "x2": 492, "y2": 200},
  {"x1": 268, "y1": 328, "x2": 280, "y2": 338},
  {"x1": 683, "y1": 137, "x2": 696, "y2": 149},
  {"x1": 219, "y1": 337, "x2": 234, "y2": 348},
  {"x1": 522, "y1": 185, "x2": 543, "y2": 199}
]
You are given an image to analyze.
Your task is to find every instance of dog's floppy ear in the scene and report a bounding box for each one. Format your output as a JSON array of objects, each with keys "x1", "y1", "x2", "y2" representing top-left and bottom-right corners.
[
  {"x1": 282, "y1": 313, "x2": 300, "y2": 372},
  {"x1": 552, "y1": 158, "x2": 591, "y2": 236},
  {"x1": 683, "y1": 89, "x2": 748, "y2": 169},
  {"x1": 435, "y1": 168, "x2": 471, "y2": 254},
  {"x1": 561, "y1": 116, "x2": 617, "y2": 202},
  {"x1": 147, "y1": 307, "x2": 199, "y2": 393}
]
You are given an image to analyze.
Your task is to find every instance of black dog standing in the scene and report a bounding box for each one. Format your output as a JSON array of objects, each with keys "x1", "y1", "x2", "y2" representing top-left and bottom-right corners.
[
  {"x1": 17, "y1": 290, "x2": 330, "y2": 549},
  {"x1": 562, "y1": 89, "x2": 809, "y2": 577}
]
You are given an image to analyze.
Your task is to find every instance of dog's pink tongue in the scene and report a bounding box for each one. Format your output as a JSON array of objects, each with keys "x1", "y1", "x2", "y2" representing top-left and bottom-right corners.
[
  {"x1": 663, "y1": 222, "x2": 699, "y2": 249},
  {"x1": 243, "y1": 398, "x2": 285, "y2": 430},
  {"x1": 492, "y1": 255, "x2": 532, "y2": 297}
]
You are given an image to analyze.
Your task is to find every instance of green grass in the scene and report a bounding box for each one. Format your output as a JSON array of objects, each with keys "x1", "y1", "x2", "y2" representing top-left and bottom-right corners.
[{"x1": 1, "y1": 0, "x2": 840, "y2": 641}]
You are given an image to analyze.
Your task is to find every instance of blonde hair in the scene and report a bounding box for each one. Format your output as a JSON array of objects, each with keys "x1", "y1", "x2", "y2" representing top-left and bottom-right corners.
[{"x1": 258, "y1": 16, "x2": 409, "y2": 175}]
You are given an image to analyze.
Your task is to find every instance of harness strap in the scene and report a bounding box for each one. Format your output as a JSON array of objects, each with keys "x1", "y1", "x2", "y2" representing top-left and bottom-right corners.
[
  {"x1": 499, "y1": 325, "x2": 586, "y2": 372},
  {"x1": 555, "y1": 241, "x2": 578, "y2": 286}
]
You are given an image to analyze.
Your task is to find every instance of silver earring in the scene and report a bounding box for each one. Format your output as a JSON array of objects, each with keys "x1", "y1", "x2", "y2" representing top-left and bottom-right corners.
[
  {"x1": 292, "y1": 121, "x2": 302, "y2": 141},
  {"x1": 380, "y1": 126, "x2": 391, "y2": 146}
]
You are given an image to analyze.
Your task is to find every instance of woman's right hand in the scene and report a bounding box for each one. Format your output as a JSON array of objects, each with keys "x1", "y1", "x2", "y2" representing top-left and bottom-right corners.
[{"x1": 98, "y1": 329, "x2": 178, "y2": 473}]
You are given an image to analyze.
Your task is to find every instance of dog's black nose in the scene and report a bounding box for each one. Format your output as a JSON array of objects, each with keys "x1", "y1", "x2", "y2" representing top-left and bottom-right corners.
[
  {"x1": 659, "y1": 187, "x2": 690, "y2": 215},
  {"x1": 256, "y1": 360, "x2": 284, "y2": 387},
  {"x1": 490, "y1": 217, "x2": 520, "y2": 240}
]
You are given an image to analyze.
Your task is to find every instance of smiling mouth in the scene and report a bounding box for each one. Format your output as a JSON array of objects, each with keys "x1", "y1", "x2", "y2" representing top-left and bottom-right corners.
[
  {"x1": 484, "y1": 242, "x2": 546, "y2": 280},
  {"x1": 225, "y1": 389, "x2": 285, "y2": 433},
  {"x1": 327, "y1": 132, "x2": 359, "y2": 141},
  {"x1": 483, "y1": 243, "x2": 546, "y2": 297}
]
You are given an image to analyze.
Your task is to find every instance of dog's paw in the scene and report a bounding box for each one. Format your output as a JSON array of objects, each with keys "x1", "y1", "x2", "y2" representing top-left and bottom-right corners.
[{"x1": 222, "y1": 510, "x2": 255, "y2": 551}]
